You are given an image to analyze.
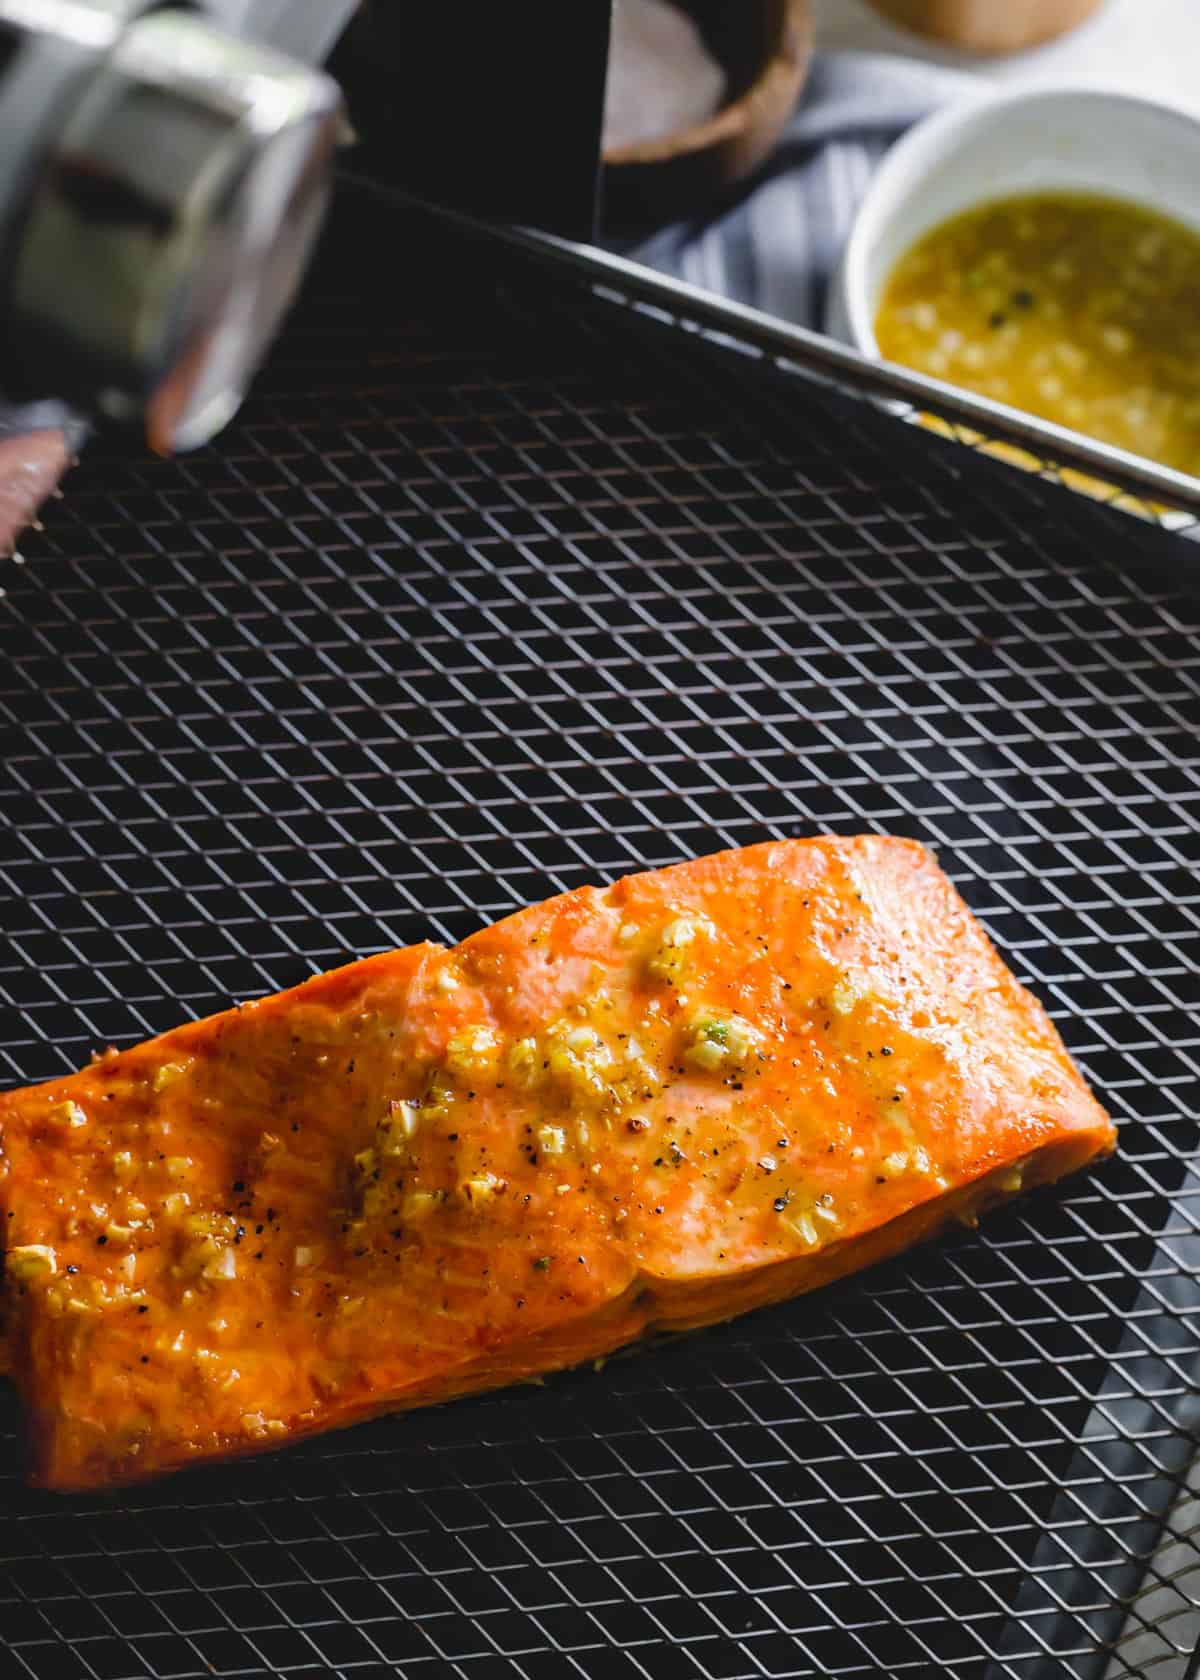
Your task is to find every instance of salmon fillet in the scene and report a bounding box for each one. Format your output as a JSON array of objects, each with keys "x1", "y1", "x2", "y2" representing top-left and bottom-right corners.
[{"x1": 0, "y1": 837, "x2": 1115, "y2": 1490}]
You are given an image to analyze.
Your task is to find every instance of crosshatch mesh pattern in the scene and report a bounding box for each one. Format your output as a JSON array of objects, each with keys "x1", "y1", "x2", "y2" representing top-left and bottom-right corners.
[{"x1": 1, "y1": 195, "x2": 1198, "y2": 1680}]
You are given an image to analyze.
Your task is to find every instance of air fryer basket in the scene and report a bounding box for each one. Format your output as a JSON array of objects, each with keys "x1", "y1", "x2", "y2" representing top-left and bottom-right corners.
[{"x1": 1, "y1": 194, "x2": 1197, "y2": 1680}]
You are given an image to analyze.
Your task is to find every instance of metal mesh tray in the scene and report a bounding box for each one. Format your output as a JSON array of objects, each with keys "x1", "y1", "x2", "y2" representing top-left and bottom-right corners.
[{"x1": 1, "y1": 193, "x2": 1198, "y2": 1680}]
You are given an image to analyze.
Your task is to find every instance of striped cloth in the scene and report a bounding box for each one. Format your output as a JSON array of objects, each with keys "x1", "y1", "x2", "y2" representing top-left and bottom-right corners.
[{"x1": 630, "y1": 51, "x2": 974, "y2": 332}]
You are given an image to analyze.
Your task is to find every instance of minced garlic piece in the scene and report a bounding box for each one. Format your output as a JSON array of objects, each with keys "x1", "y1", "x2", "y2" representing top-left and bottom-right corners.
[
  {"x1": 829, "y1": 975, "x2": 866, "y2": 1016},
  {"x1": 785, "y1": 1211, "x2": 819, "y2": 1248},
  {"x1": 420, "y1": 1081, "x2": 454, "y2": 1121},
  {"x1": 881, "y1": 1152, "x2": 909, "y2": 1179},
  {"x1": 648, "y1": 916, "x2": 709, "y2": 981},
  {"x1": 687, "y1": 1035, "x2": 727, "y2": 1074},
  {"x1": 999, "y1": 1166, "x2": 1024, "y2": 1193},
  {"x1": 534, "y1": 1014, "x2": 611, "y2": 1108},
  {"x1": 153, "y1": 1061, "x2": 190, "y2": 1093},
  {"x1": 545, "y1": 1021, "x2": 612, "y2": 1096},
  {"x1": 538, "y1": 1125, "x2": 567, "y2": 1156},
  {"x1": 379, "y1": 1099, "x2": 419, "y2": 1153},
  {"x1": 508, "y1": 1038, "x2": 540, "y2": 1082},
  {"x1": 164, "y1": 1156, "x2": 192, "y2": 1181},
  {"x1": 112, "y1": 1150, "x2": 135, "y2": 1180},
  {"x1": 462, "y1": 1173, "x2": 504, "y2": 1205},
  {"x1": 685, "y1": 1013, "x2": 759, "y2": 1073},
  {"x1": 51, "y1": 1100, "x2": 88, "y2": 1129},
  {"x1": 294, "y1": 1245, "x2": 320, "y2": 1269},
  {"x1": 162, "y1": 1192, "x2": 191, "y2": 1218},
  {"x1": 201, "y1": 1247, "x2": 237, "y2": 1283},
  {"x1": 445, "y1": 1026, "x2": 499, "y2": 1075},
  {"x1": 7, "y1": 1244, "x2": 57, "y2": 1282}
]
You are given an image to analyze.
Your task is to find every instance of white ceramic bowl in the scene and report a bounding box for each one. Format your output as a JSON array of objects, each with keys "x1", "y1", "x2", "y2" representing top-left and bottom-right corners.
[{"x1": 826, "y1": 83, "x2": 1200, "y2": 358}]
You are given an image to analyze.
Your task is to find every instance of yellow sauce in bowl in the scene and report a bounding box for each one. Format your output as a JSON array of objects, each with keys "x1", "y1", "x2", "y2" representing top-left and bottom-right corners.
[{"x1": 874, "y1": 192, "x2": 1200, "y2": 478}]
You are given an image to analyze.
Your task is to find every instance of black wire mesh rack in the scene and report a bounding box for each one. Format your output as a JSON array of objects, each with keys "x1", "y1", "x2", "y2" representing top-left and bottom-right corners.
[{"x1": 1, "y1": 191, "x2": 1198, "y2": 1680}]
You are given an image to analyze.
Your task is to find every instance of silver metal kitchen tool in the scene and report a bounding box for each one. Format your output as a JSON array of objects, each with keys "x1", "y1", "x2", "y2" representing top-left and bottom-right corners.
[{"x1": 0, "y1": 0, "x2": 347, "y2": 451}]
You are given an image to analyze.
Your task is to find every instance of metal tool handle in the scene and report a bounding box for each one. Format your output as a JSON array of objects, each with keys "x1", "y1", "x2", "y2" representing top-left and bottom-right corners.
[
  {"x1": 210, "y1": 0, "x2": 362, "y2": 67},
  {"x1": 0, "y1": 0, "x2": 344, "y2": 451}
]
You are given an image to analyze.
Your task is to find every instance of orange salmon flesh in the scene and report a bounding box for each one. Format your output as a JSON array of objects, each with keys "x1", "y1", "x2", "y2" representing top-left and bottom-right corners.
[{"x1": 0, "y1": 837, "x2": 1115, "y2": 1490}]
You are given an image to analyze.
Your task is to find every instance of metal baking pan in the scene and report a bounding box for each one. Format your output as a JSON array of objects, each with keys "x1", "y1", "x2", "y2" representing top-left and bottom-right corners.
[{"x1": 1, "y1": 188, "x2": 1197, "y2": 1680}]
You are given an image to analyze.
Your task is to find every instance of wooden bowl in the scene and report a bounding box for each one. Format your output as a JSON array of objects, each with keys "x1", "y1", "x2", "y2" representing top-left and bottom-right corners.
[{"x1": 602, "y1": 0, "x2": 814, "y2": 234}]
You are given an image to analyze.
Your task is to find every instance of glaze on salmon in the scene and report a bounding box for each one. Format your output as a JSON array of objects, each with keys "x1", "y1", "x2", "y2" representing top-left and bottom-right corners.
[{"x1": 0, "y1": 838, "x2": 1115, "y2": 1489}]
